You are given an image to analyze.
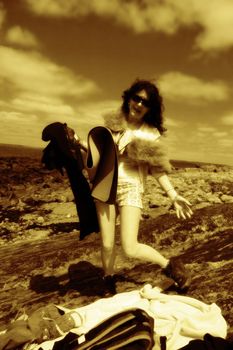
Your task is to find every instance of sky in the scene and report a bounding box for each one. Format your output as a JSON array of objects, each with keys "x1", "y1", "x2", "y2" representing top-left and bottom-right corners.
[{"x1": 0, "y1": 0, "x2": 233, "y2": 165}]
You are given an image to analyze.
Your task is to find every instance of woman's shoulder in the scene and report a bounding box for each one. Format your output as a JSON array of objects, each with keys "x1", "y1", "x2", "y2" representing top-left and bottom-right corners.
[
  {"x1": 133, "y1": 124, "x2": 161, "y2": 142},
  {"x1": 103, "y1": 109, "x2": 127, "y2": 132}
]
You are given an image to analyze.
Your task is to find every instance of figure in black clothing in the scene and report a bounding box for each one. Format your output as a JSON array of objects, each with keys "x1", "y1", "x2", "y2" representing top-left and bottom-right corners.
[{"x1": 42, "y1": 122, "x2": 99, "y2": 240}]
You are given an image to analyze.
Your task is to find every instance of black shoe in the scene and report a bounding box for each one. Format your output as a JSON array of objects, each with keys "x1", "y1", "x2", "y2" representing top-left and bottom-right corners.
[
  {"x1": 103, "y1": 275, "x2": 117, "y2": 295},
  {"x1": 163, "y1": 257, "x2": 191, "y2": 292}
]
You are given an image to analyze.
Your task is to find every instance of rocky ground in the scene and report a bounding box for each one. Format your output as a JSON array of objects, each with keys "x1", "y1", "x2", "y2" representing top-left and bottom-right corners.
[{"x1": 0, "y1": 150, "x2": 233, "y2": 344}]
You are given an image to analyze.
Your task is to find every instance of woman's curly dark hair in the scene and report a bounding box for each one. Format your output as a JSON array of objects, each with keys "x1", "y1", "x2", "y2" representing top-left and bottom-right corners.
[{"x1": 121, "y1": 79, "x2": 166, "y2": 134}]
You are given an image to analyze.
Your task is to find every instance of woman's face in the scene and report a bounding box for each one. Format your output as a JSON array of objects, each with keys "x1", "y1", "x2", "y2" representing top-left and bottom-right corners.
[{"x1": 128, "y1": 89, "x2": 150, "y2": 125}]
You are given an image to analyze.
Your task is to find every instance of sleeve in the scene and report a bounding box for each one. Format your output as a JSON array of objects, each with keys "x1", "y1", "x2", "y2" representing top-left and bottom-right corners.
[{"x1": 126, "y1": 136, "x2": 172, "y2": 175}]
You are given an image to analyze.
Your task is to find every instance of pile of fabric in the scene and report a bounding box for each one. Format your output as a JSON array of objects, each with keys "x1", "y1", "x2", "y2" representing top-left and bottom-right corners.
[{"x1": 1, "y1": 284, "x2": 231, "y2": 350}]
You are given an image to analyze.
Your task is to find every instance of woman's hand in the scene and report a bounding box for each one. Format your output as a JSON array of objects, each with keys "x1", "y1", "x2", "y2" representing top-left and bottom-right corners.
[{"x1": 172, "y1": 195, "x2": 193, "y2": 219}]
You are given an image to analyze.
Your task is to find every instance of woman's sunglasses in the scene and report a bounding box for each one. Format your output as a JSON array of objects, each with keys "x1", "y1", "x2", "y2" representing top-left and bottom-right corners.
[{"x1": 131, "y1": 94, "x2": 150, "y2": 108}]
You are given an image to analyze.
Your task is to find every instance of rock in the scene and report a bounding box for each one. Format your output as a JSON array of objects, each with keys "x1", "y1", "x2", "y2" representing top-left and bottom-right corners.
[
  {"x1": 221, "y1": 194, "x2": 233, "y2": 203},
  {"x1": 0, "y1": 153, "x2": 233, "y2": 340},
  {"x1": 37, "y1": 216, "x2": 45, "y2": 224},
  {"x1": 206, "y1": 194, "x2": 222, "y2": 204}
]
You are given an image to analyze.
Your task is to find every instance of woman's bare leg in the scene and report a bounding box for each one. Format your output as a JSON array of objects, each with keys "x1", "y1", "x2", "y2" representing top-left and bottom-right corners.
[
  {"x1": 95, "y1": 201, "x2": 117, "y2": 275},
  {"x1": 119, "y1": 205, "x2": 169, "y2": 268}
]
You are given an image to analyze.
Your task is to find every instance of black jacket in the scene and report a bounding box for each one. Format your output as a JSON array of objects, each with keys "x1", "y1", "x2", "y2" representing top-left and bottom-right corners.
[{"x1": 42, "y1": 122, "x2": 99, "y2": 239}]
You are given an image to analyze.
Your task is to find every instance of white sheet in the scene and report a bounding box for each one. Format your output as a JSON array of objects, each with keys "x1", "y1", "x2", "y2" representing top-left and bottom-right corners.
[{"x1": 23, "y1": 284, "x2": 228, "y2": 350}]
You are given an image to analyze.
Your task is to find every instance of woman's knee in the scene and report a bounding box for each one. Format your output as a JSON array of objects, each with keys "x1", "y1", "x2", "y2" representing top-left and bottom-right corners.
[
  {"x1": 102, "y1": 243, "x2": 115, "y2": 254},
  {"x1": 122, "y1": 243, "x2": 138, "y2": 258}
]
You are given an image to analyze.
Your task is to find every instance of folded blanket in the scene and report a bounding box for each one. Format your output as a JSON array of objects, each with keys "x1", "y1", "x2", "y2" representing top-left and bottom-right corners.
[{"x1": 23, "y1": 285, "x2": 227, "y2": 350}]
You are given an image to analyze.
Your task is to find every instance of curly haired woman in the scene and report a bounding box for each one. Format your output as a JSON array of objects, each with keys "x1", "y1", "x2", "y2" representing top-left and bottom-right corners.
[{"x1": 78, "y1": 79, "x2": 193, "y2": 293}]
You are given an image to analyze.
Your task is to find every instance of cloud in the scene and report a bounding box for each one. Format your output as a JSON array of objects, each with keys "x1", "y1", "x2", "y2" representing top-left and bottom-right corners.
[
  {"x1": 198, "y1": 126, "x2": 216, "y2": 133},
  {"x1": 0, "y1": 45, "x2": 101, "y2": 144},
  {"x1": 0, "y1": 46, "x2": 99, "y2": 100},
  {"x1": 0, "y1": 109, "x2": 42, "y2": 146},
  {"x1": 12, "y1": 92, "x2": 74, "y2": 115},
  {"x1": 159, "y1": 0, "x2": 233, "y2": 52},
  {"x1": 80, "y1": 99, "x2": 119, "y2": 118},
  {"x1": 72, "y1": 99, "x2": 119, "y2": 136},
  {"x1": 165, "y1": 118, "x2": 181, "y2": 128},
  {"x1": 221, "y1": 113, "x2": 233, "y2": 125},
  {"x1": 158, "y1": 72, "x2": 230, "y2": 103},
  {"x1": 0, "y1": 98, "x2": 119, "y2": 148},
  {"x1": 213, "y1": 131, "x2": 228, "y2": 138},
  {"x1": 0, "y1": 110, "x2": 34, "y2": 123},
  {"x1": 191, "y1": 0, "x2": 233, "y2": 52},
  {"x1": 218, "y1": 138, "x2": 233, "y2": 147},
  {"x1": 5, "y1": 26, "x2": 40, "y2": 48},
  {"x1": 168, "y1": 124, "x2": 233, "y2": 165},
  {"x1": 24, "y1": 0, "x2": 233, "y2": 52},
  {"x1": 22, "y1": 0, "x2": 182, "y2": 33}
]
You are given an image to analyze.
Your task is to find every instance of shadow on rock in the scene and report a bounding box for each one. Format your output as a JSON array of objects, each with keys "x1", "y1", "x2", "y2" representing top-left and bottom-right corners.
[
  {"x1": 60, "y1": 262, "x2": 148, "y2": 296},
  {"x1": 28, "y1": 221, "x2": 80, "y2": 235},
  {"x1": 29, "y1": 261, "x2": 153, "y2": 298},
  {"x1": 64, "y1": 261, "x2": 106, "y2": 296},
  {"x1": 30, "y1": 261, "x2": 106, "y2": 297}
]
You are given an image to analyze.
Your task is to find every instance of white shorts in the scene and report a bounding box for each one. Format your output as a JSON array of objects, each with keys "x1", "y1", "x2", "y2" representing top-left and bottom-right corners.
[{"x1": 116, "y1": 181, "x2": 143, "y2": 208}]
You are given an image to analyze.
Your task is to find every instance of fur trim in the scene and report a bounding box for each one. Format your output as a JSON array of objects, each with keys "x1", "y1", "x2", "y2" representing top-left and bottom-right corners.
[
  {"x1": 103, "y1": 110, "x2": 127, "y2": 132},
  {"x1": 127, "y1": 137, "x2": 172, "y2": 173},
  {"x1": 103, "y1": 110, "x2": 172, "y2": 173}
]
